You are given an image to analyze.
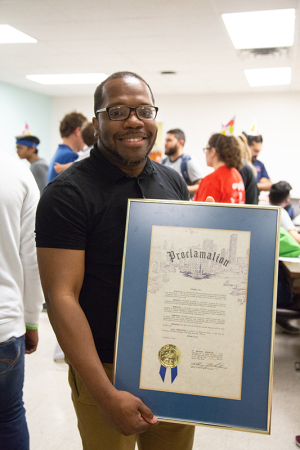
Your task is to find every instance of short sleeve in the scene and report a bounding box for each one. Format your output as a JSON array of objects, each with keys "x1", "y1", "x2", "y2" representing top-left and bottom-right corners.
[
  {"x1": 260, "y1": 163, "x2": 269, "y2": 180},
  {"x1": 35, "y1": 181, "x2": 88, "y2": 250},
  {"x1": 187, "y1": 159, "x2": 202, "y2": 184},
  {"x1": 281, "y1": 208, "x2": 296, "y2": 231}
]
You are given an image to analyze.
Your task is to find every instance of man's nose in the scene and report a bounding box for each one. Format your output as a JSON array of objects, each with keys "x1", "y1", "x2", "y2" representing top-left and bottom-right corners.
[{"x1": 123, "y1": 110, "x2": 143, "y2": 127}]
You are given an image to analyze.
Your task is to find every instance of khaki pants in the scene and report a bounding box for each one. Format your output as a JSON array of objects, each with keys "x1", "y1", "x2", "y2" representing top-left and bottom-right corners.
[{"x1": 68, "y1": 363, "x2": 195, "y2": 450}]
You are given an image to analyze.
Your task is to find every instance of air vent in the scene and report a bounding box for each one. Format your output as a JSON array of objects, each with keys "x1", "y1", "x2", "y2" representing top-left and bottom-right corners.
[
  {"x1": 161, "y1": 71, "x2": 176, "y2": 75},
  {"x1": 238, "y1": 47, "x2": 289, "y2": 60}
]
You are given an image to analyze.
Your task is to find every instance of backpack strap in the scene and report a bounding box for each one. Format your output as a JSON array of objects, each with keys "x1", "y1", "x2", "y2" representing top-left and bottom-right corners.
[
  {"x1": 161, "y1": 157, "x2": 167, "y2": 165},
  {"x1": 180, "y1": 155, "x2": 192, "y2": 184}
]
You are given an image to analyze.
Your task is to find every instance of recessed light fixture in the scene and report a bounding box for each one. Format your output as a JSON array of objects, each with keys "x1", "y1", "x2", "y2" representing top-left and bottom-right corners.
[
  {"x1": 222, "y1": 9, "x2": 295, "y2": 49},
  {"x1": 0, "y1": 24, "x2": 37, "y2": 43},
  {"x1": 26, "y1": 73, "x2": 108, "y2": 85},
  {"x1": 244, "y1": 67, "x2": 291, "y2": 86}
]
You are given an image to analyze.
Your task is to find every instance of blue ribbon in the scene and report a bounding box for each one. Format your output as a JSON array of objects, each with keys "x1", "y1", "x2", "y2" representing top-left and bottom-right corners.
[
  {"x1": 159, "y1": 365, "x2": 178, "y2": 383},
  {"x1": 171, "y1": 366, "x2": 178, "y2": 383},
  {"x1": 159, "y1": 365, "x2": 166, "y2": 381}
]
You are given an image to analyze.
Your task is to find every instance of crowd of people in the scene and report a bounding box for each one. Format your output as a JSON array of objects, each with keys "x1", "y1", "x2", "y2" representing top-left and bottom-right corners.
[{"x1": 1, "y1": 70, "x2": 300, "y2": 450}]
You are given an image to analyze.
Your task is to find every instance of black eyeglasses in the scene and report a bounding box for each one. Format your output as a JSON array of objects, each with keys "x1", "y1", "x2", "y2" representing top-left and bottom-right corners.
[
  {"x1": 203, "y1": 147, "x2": 211, "y2": 153},
  {"x1": 96, "y1": 105, "x2": 158, "y2": 121}
]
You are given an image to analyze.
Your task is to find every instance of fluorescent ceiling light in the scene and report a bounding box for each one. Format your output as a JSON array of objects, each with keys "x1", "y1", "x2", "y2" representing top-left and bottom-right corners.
[
  {"x1": 244, "y1": 67, "x2": 291, "y2": 86},
  {"x1": 26, "y1": 73, "x2": 108, "y2": 85},
  {"x1": 0, "y1": 24, "x2": 37, "y2": 43},
  {"x1": 222, "y1": 9, "x2": 295, "y2": 49}
]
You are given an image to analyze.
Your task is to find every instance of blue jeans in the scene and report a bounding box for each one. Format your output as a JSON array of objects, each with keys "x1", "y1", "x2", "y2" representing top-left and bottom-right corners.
[{"x1": 0, "y1": 335, "x2": 29, "y2": 450}]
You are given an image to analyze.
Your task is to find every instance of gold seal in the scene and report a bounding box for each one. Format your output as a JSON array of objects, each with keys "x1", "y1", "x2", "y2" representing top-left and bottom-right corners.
[{"x1": 158, "y1": 344, "x2": 181, "y2": 368}]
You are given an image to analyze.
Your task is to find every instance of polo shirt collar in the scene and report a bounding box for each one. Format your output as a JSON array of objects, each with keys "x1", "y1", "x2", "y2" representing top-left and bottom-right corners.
[{"x1": 90, "y1": 144, "x2": 157, "y2": 183}]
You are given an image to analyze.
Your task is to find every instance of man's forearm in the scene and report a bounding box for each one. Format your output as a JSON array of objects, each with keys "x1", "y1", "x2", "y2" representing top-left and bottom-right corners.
[
  {"x1": 289, "y1": 229, "x2": 300, "y2": 245},
  {"x1": 37, "y1": 246, "x2": 156, "y2": 435},
  {"x1": 188, "y1": 180, "x2": 201, "y2": 196},
  {"x1": 45, "y1": 295, "x2": 156, "y2": 435},
  {"x1": 257, "y1": 178, "x2": 272, "y2": 191}
]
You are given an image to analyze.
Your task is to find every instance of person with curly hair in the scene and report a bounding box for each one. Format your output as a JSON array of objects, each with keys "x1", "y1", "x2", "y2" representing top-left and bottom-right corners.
[{"x1": 194, "y1": 133, "x2": 245, "y2": 204}]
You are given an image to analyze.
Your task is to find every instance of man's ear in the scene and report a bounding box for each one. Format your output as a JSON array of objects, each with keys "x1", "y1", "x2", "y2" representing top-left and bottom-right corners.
[
  {"x1": 92, "y1": 117, "x2": 99, "y2": 138},
  {"x1": 74, "y1": 126, "x2": 81, "y2": 137},
  {"x1": 179, "y1": 139, "x2": 185, "y2": 147}
]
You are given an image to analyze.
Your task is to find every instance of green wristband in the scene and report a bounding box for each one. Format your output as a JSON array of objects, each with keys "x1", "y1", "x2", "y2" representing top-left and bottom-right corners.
[{"x1": 26, "y1": 325, "x2": 38, "y2": 330}]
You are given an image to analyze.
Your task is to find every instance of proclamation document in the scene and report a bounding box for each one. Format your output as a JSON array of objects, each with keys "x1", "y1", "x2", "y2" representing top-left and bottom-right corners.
[{"x1": 140, "y1": 226, "x2": 251, "y2": 400}]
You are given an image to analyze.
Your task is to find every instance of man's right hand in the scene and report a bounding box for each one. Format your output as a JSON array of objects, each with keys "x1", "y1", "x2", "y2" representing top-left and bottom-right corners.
[{"x1": 100, "y1": 389, "x2": 158, "y2": 436}]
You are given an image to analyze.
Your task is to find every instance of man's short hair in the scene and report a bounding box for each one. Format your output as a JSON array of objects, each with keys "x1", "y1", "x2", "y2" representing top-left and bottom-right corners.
[
  {"x1": 269, "y1": 181, "x2": 292, "y2": 205},
  {"x1": 81, "y1": 122, "x2": 96, "y2": 147},
  {"x1": 167, "y1": 129, "x2": 186, "y2": 144},
  {"x1": 94, "y1": 72, "x2": 155, "y2": 115},
  {"x1": 242, "y1": 132, "x2": 263, "y2": 146},
  {"x1": 59, "y1": 111, "x2": 87, "y2": 138}
]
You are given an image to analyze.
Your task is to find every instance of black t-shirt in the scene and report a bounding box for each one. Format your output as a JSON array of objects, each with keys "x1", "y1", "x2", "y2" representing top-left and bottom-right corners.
[
  {"x1": 239, "y1": 162, "x2": 258, "y2": 205},
  {"x1": 36, "y1": 145, "x2": 189, "y2": 363}
]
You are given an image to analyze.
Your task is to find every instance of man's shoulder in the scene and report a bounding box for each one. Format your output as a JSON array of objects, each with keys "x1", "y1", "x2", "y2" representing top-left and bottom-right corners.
[
  {"x1": 32, "y1": 158, "x2": 48, "y2": 168},
  {"x1": 253, "y1": 159, "x2": 265, "y2": 169},
  {"x1": 56, "y1": 144, "x2": 75, "y2": 155},
  {"x1": 152, "y1": 159, "x2": 182, "y2": 179}
]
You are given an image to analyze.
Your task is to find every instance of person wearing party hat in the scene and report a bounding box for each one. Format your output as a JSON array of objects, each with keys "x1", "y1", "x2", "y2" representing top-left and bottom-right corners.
[
  {"x1": 16, "y1": 124, "x2": 48, "y2": 194},
  {"x1": 194, "y1": 117, "x2": 245, "y2": 204},
  {"x1": 242, "y1": 121, "x2": 272, "y2": 192}
]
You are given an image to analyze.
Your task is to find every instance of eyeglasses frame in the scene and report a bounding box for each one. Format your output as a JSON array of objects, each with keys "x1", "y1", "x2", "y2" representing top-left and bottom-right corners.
[{"x1": 96, "y1": 105, "x2": 159, "y2": 121}]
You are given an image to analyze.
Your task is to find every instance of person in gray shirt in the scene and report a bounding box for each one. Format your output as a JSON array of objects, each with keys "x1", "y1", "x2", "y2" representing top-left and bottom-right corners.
[
  {"x1": 16, "y1": 134, "x2": 48, "y2": 194},
  {"x1": 162, "y1": 128, "x2": 202, "y2": 199}
]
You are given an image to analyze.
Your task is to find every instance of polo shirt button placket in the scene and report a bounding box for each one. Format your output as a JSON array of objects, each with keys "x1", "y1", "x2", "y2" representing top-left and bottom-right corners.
[{"x1": 136, "y1": 178, "x2": 145, "y2": 199}]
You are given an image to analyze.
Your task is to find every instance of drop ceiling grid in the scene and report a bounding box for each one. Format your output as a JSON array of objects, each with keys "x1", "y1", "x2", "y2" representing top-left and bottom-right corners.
[{"x1": 0, "y1": 0, "x2": 299, "y2": 95}]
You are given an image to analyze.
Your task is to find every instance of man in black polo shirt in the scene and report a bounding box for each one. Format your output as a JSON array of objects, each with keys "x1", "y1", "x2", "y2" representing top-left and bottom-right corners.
[{"x1": 36, "y1": 72, "x2": 194, "y2": 450}]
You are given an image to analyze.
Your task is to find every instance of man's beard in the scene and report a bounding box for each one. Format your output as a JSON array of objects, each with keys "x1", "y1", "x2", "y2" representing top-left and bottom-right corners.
[{"x1": 165, "y1": 145, "x2": 178, "y2": 156}]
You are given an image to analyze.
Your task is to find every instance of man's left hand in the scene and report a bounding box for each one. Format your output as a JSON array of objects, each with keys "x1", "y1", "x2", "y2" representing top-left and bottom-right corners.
[{"x1": 25, "y1": 328, "x2": 39, "y2": 354}]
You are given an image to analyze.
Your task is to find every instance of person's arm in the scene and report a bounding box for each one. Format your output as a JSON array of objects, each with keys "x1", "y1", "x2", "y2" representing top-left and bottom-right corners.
[
  {"x1": 186, "y1": 160, "x2": 202, "y2": 196},
  {"x1": 288, "y1": 229, "x2": 300, "y2": 245},
  {"x1": 187, "y1": 180, "x2": 201, "y2": 196},
  {"x1": 257, "y1": 177, "x2": 272, "y2": 191},
  {"x1": 37, "y1": 247, "x2": 157, "y2": 436},
  {"x1": 54, "y1": 162, "x2": 73, "y2": 173},
  {"x1": 257, "y1": 164, "x2": 271, "y2": 191},
  {"x1": 20, "y1": 172, "x2": 44, "y2": 346},
  {"x1": 25, "y1": 328, "x2": 39, "y2": 354}
]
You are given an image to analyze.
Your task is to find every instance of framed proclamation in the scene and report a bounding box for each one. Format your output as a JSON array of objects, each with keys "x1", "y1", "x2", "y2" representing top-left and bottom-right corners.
[{"x1": 114, "y1": 200, "x2": 280, "y2": 434}]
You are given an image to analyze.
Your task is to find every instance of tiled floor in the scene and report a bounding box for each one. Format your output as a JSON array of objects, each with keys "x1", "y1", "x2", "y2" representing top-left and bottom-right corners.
[{"x1": 24, "y1": 313, "x2": 300, "y2": 449}]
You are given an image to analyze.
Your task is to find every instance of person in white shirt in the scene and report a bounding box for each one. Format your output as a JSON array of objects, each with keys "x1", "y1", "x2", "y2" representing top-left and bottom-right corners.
[
  {"x1": 269, "y1": 181, "x2": 300, "y2": 244},
  {"x1": 0, "y1": 151, "x2": 44, "y2": 450}
]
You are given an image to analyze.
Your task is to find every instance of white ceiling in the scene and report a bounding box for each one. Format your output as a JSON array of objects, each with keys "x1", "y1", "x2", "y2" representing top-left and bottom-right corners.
[{"x1": 0, "y1": 0, "x2": 299, "y2": 96}]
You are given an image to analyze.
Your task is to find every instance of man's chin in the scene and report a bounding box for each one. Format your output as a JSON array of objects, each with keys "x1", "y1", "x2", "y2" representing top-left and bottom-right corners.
[{"x1": 112, "y1": 148, "x2": 151, "y2": 167}]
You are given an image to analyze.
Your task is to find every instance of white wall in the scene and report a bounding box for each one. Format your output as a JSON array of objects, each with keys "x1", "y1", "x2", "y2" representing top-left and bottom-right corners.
[
  {"x1": 0, "y1": 81, "x2": 52, "y2": 164},
  {"x1": 51, "y1": 92, "x2": 300, "y2": 197}
]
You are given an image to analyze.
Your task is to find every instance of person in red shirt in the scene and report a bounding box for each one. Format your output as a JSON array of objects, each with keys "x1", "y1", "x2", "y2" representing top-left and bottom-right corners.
[{"x1": 194, "y1": 133, "x2": 245, "y2": 204}]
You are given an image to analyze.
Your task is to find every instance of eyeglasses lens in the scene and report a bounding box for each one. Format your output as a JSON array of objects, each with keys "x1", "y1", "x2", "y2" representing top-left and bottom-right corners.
[{"x1": 108, "y1": 106, "x2": 156, "y2": 121}]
